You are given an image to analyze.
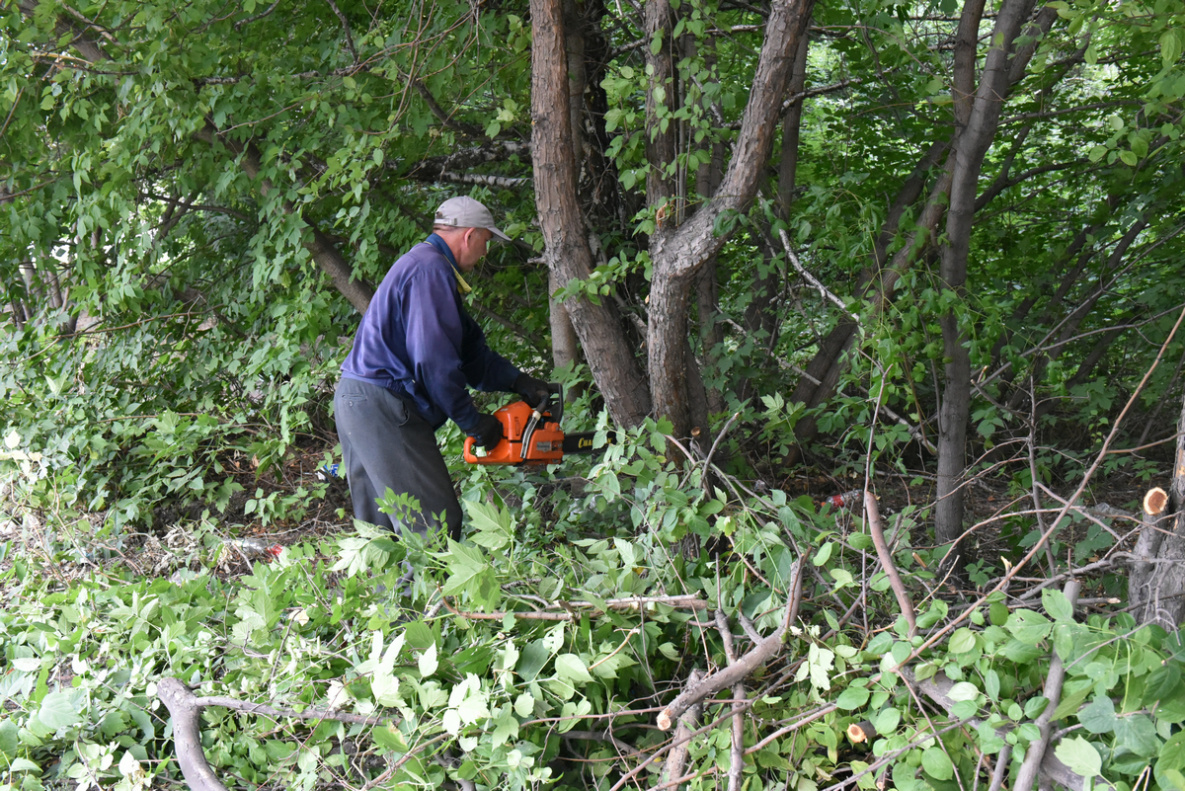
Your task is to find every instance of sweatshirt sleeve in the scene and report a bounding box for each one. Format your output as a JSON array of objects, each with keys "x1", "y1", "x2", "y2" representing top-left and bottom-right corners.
[
  {"x1": 459, "y1": 310, "x2": 521, "y2": 394},
  {"x1": 402, "y1": 268, "x2": 484, "y2": 433}
]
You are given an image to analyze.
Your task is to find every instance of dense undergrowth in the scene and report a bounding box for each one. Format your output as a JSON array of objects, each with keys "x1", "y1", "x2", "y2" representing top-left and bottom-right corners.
[{"x1": 4, "y1": 397, "x2": 1185, "y2": 791}]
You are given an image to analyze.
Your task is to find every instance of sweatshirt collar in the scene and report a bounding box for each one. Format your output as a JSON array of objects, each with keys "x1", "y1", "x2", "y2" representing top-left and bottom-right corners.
[{"x1": 426, "y1": 233, "x2": 472, "y2": 295}]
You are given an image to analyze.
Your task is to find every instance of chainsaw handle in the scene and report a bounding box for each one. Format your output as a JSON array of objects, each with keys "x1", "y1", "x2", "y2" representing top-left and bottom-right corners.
[{"x1": 547, "y1": 383, "x2": 563, "y2": 425}]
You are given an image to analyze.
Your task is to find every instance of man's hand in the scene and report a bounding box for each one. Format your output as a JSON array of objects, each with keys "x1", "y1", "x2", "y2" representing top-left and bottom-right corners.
[
  {"x1": 472, "y1": 413, "x2": 504, "y2": 449},
  {"x1": 514, "y1": 373, "x2": 554, "y2": 408}
]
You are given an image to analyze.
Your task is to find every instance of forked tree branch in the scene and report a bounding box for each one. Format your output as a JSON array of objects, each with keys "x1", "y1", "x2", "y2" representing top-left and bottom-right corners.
[{"x1": 657, "y1": 560, "x2": 803, "y2": 730}]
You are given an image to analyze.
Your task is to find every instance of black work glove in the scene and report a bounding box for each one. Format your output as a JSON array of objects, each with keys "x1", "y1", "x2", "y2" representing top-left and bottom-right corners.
[
  {"x1": 471, "y1": 413, "x2": 503, "y2": 449},
  {"x1": 514, "y1": 373, "x2": 554, "y2": 408}
]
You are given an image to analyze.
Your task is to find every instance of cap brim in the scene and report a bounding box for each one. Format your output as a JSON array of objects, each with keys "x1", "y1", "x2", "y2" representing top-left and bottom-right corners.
[{"x1": 488, "y1": 226, "x2": 511, "y2": 242}]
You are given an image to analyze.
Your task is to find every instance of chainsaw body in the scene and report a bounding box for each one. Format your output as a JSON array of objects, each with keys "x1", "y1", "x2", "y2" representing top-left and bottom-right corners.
[
  {"x1": 463, "y1": 387, "x2": 604, "y2": 465},
  {"x1": 463, "y1": 399, "x2": 566, "y2": 465}
]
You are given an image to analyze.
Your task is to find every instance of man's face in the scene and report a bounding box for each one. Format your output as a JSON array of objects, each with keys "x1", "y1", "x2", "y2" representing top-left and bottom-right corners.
[{"x1": 456, "y1": 228, "x2": 492, "y2": 271}]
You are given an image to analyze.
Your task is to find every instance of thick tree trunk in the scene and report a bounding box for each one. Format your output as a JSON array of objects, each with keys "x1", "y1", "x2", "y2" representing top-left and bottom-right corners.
[
  {"x1": 1129, "y1": 390, "x2": 1185, "y2": 627},
  {"x1": 934, "y1": 0, "x2": 1038, "y2": 560},
  {"x1": 531, "y1": 0, "x2": 651, "y2": 427},
  {"x1": 647, "y1": 0, "x2": 815, "y2": 437}
]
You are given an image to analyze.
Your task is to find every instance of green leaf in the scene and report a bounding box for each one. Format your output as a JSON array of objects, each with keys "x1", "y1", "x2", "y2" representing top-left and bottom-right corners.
[
  {"x1": 38, "y1": 692, "x2": 80, "y2": 731},
  {"x1": 517, "y1": 640, "x2": 550, "y2": 681},
  {"x1": 1115, "y1": 713, "x2": 1158, "y2": 758},
  {"x1": 1078, "y1": 696, "x2": 1116, "y2": 734},
  {"x1": 922, "y1": 746, "x2": 954, "y2": 780},
  {"x1": 0, "y1": 720, "x2": 18, "y2": 758},
  {"x1": 947, "y1": 682, "x2": 979, "y2": 702},
  {"x1": 1161, "y1": 29, "x2": 1184, "y2": 70},
  {"x1": 1144, "y1": 664, "x2": 1181, "y2": 703},
  {"x1": 8, "y1": 757, "x2": 41, "y2": 773},
  {"x1": 441, "y1": 540, "x2": 489, "y2": 596},
  {"x1": 465, "y1": 501, "x2": 514, "y2": 551},
  {"x1": 418, "y1": 642, "x2": 439, "y2": 678},
  {"x1": 372, "y1": 672, "x2": 402, "y2": 707},
  {"x1": 514, "y1": 692, "x2": 534, "y2": 718},
  {"x1": 984, "y1": 669, "x2": 1000, "y2": 700},
  {"x1": 1041, "y1": 589, "x2": 1074, "y2": 621},
  {"x1": 1055, "y1": 736, "x2": 1101, "y2": 777},
  {"x1": 1119, "y1": 150, "x2": 1138, "y2": 167},
  {"x1": 813, "y1": 541, "x2": 835, "y2": 566},
  {"x1": 949, "y1": 628, "x2": 977, "y2": 654},
  {"x1": 1000, "y1": 639, "x2": 1042, "y2": 663},
  {"x1": 874, "y1": 707, "x2": 900, "y2": 734},
  {"x1": 836, "y1": 686, "x2": 870, "y2": 710},
  {"x1": 1005, "y1": 610, "x2": 1051, "y2": 645},
  {"x1": 555, "y1": 653, "x2": 593, "y2": 684}
]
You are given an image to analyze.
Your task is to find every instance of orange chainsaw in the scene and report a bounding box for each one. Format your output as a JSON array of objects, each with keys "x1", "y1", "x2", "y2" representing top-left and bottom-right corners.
[{"x1": 462, "y1": 388, "x2": 602, "y2": 466}]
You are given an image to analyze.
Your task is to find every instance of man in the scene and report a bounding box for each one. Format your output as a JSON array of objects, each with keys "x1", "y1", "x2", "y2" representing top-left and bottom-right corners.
[{"x1": 334, "y1": 196, "x2": 551, "y2": 539}]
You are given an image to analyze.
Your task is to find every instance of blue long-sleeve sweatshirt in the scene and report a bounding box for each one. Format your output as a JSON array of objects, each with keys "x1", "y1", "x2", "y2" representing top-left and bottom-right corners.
[{"x1": 340, "y1": 234, "x2": 520, "y2": 432}]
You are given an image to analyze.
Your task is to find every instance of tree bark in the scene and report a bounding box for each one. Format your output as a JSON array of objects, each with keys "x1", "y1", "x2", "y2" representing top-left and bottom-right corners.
[
  {"x1": 1130, "y1": 389, "x2": 1185, "y2": 627},
  {"x1": 644, "y1": 0, "x2": 678, "y2": 209},
  {"x1": 647, "y1": 0, "x2": 815, "y2": 437},
  {"x1": 531, "y1": 0, "x2": 652, "y2": 427},
  {"x1": 934, "y1": 0, "x2": 1039, "y2": 558},
  {"x1": 549, "y1": 269, "x2": 581, "y2": 371}
]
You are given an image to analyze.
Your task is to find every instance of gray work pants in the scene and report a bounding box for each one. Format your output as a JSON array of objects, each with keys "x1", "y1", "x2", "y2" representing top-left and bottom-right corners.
[{"x1": 333, "y1": 378, "x2": 462, "y2": 540}]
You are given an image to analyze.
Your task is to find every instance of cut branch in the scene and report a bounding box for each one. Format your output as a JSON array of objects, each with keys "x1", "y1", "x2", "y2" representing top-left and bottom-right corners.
[
  {"x1": 657, "y1": 560, "x2": 802, "y2": 730},
  {"x1": 1012, "y1": 579, "x2": 1080, "y2": 791},
  {"x1": 444, "y1": 593, "x2": 709, "y2": 622},
  {"x1": 663, "y1": 669, "x2": 705, "y2": 789},
  {"x1": 865, "y1": 493, "x2": 916, "y2": 637}
]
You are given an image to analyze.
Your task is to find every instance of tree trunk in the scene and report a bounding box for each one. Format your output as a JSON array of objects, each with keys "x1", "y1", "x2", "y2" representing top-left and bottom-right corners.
[
  {"x1": 647, "y1": 0, "x2": 815, "y2": 437},
  {"x1": 530, "y1": 0, "x2": 652, "y2": 427},
  {"x1": 934, "y1": 0, "x2": 1038, "y2": 561},
  {"x1": 549, "y1": 269, "x2": 581, "y2": 371},
  {"x1": 1129, "y1": 389, "x2": 1185, "y2": 627}
]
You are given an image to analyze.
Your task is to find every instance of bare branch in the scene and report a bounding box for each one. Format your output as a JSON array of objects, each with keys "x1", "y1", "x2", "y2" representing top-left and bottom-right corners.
[{"x1": 323, "y1": 0, "x2": 359, "y2": 64}]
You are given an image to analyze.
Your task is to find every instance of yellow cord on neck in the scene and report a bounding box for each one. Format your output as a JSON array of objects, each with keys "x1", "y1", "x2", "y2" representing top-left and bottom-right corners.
[{"x1": 453, "y1": 267, "x2": 472, "y2": 295}]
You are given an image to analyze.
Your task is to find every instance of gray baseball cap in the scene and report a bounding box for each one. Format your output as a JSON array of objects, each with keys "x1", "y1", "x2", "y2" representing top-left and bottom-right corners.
[{"x1": 433, "y1": 196, "x2": 510, "y2": 241}]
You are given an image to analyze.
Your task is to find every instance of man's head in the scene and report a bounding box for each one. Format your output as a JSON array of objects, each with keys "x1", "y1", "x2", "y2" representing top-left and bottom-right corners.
[{"x1": 433, "y1": 197, "x2": 509, "y2": 271}]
